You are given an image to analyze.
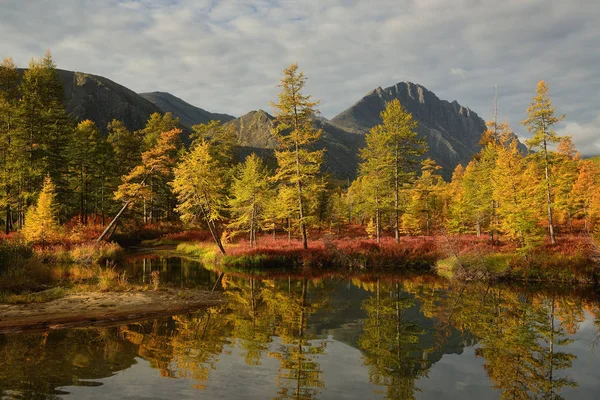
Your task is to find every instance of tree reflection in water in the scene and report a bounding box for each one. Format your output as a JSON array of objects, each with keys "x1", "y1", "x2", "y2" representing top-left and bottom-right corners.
[{"x1": 1, "y1": 267, "x2": 599, "y2": 399}]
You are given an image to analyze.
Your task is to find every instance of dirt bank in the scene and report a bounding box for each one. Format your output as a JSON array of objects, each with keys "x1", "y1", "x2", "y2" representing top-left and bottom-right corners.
[{"x1": 0, "y1": 289, "x2": 224, "y2": 333}]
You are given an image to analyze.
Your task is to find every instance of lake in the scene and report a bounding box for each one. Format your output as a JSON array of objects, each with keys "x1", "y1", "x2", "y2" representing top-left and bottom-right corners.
[{"x1": 2, "y1": 252, "x2": 600, "y2": 399}]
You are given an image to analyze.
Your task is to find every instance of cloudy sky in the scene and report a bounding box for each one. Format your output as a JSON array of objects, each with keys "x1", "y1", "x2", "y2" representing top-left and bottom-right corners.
[{"x1": 1, "y1": 0, "x2": 599, "y2": 154}]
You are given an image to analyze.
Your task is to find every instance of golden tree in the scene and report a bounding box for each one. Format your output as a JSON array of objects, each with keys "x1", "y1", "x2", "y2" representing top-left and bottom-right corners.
[
  {"x1": 22, "y1": 176, "x2": 60, "y2": 243},
  {"x1": 522, "y1": 80, "x2": 565, "y2": 244},
  {"x1": 271, "y1": 63, "x2": 323, "y2": 250}
]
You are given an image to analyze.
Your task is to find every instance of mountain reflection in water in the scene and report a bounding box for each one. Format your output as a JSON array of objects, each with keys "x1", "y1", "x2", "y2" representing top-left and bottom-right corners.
[{"x1": 2, "y1": 254, "x2": 600, "y2": 399}]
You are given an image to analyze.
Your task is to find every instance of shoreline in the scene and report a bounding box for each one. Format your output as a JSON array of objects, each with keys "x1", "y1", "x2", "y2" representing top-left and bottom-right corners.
[{"x1": 0, "y1": 289, "x2": 224, "y2": 334}]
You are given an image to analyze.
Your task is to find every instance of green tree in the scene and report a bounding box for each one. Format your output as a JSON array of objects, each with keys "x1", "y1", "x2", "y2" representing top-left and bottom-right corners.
[
  {"x1": 70, "y1": 120, "x2": 103, "y2": 224},
  {"x1": 522, "y1": 80, "x2": 565, "y2": 245},
  {"x1": 190, "y1": 120, "x2": 237, "y2": 166},
  {"x1": 18, "y1": 50, "x2": 73, "y2": 221},
  {"x1": 271, "y1": 63, "x2": 324, "y2": 249},
  {"x1": 228, "y1": 153, "x2": 272, "y2": 247},
  {"x1": 141, "y1": 112, "x2": 180, "y2": 150},
  {"x1": 99, "y1": 129, "x2": 180, "y2": 241},
  {"x1": 0, "y1": 57, "x2": 22, "y2": 233},
  {"x1": 107, "y1": 119, "x2": 143, "y2": 178}
]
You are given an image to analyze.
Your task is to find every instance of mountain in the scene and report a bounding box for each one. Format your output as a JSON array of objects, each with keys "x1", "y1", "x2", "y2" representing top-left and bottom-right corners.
[
  {"x1": 55, "y1": 69, "x2": 161, "y2": 132},
  {"x1": 139, "y1": 91, "x2": 235, "y2": 127},
  {"x1": 46, "y1": 70, "x2": 232, "y2": 134},
  {"x1": 224, "y1": 110, "x2": 363, "y2": 179},
  {"x1": 331, "y1": 82, "x2": 488, "y2": 177},
  {"x1": 48, "y1": 69, "x2": 494, "y2": 179}
]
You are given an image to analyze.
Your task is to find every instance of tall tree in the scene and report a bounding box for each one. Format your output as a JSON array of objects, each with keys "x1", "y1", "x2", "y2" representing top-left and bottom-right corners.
[
  {"x1": 493, "y1": 139, "x2": 545, "y2": 251},
  {"x1": 378, "y1": 99, "x2": 427, "y2": 243},
  {"x1": 99, "y1": 129, "x2": 180, "y2": 241},
  {"x1": 171, "y1": 139, "x2": 228, "y2": 255},
  {"x1": 0, "y1": 58, "x2": 22, "y2": 233},
  {"x1": 553, "y1": 137, "x2": 580, "y2": 231},
  {"x1": 271, "y1": 63, "x2": 323, "y2": 250},
  {"x1": 70, "y1": 120, "x2": 102, "y2": 224},
  {"x1": 107, "y1": 119, "x2": 143, "y2": 178},
  {"x1": 18, "y1": 50, "x2": 73, "y2": 221},
  {"x1": 522, "y1": 80, "x2": 564, "y2": 244},
  {"x1": 358, "y1": 128, "x2": 392, "y2": 244},
  {"x1": 228, "y1": 153, "x2": 272, "y2": 247},
  {"x1": 401, "y1": 158, "x2": 444, "y2": 236}
]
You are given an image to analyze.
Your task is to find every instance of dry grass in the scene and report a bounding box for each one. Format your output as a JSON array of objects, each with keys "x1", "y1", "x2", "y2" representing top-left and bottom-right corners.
[{"x1": 97, "y1": 265, "x2": 129, "y2": 292}]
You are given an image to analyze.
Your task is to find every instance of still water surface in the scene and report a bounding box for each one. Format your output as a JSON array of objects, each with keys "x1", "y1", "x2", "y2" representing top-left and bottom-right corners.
[{"x1": 2, "y1": 252, "x2": 600, "y2": 399}]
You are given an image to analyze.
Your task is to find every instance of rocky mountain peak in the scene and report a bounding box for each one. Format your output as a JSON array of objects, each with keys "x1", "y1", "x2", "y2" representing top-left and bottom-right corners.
[{"x1": 330, "y1": 81, "x2": 488, "y2": 177}]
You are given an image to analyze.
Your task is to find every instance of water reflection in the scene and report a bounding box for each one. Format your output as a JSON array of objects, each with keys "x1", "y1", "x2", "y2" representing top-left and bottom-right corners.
[{"x1": 1, "y1": 254, "x2": 600, "y2": 399}]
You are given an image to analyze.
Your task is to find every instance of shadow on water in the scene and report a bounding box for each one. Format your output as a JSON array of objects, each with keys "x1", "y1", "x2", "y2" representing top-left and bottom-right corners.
[{"x1": 2, "y1": 251, "x2": 600, "y2": 399}]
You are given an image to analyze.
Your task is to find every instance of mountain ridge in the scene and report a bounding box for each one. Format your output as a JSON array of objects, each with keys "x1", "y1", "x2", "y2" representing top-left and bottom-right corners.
[
  {"x1": 26, "y1": 67, "x2": 497, "y2": 179},
  {"x1": 330, "y1": 81, "x2": 487, "y2": 175},
  {"x1": 139, "y1": 91, "x2": 235, "y2": 127}
]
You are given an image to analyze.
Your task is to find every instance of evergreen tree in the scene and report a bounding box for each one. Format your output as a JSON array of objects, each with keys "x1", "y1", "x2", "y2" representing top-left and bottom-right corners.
[
  {"x1": 113, "y1": 128, "x2": 180, "y2": 230},
  {"x1": 522, "y1": 80, "x2": 565, "y2": 244},
  {"x1": 228, "y1": 154, "x2": 272, "y2": 247},
  {"x1": 107, "y1": 119, "x2": 143, "y2": 178},
  {"x1": 141, "y1": 112, "x2": 180, "y2": 150},
  {"x1": 493, "y1": 140, "x2": 545, "y2": 250},
  {"x1": 0, "y1": 57, "x2": 22, "y2": 233},
  {"x1": 570, "y1": 159, "x2": 599, "y2": 232},
  {"x1": 70, "y1": 120, "x2": 102, "y2": 224},
  {"x1": 190, "y1": 120, "x2": 237, "y2": 165},
  {"x1": 401, "y1": 158, "x2": 444, "y2": 236},
  {"x1": 379, "y1": 99, "x2": 427, "y2": 242},
  {"x1": 18, "y1": 50, "x2": 73, "y2": 221},
  {"x1": 553, "y1": 137, "x2": 580, "y2": 231},
  {"x1": 357, "y1": 120, "x2": 394, "y2": 244},
  {"x1": 271, "y1": 63, "x2": 323, "y2": 249}
]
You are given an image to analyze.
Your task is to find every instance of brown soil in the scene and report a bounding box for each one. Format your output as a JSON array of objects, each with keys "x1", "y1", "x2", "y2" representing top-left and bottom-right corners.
[{"x1": 0, "y1": 289, "x2": 224, "y2": 333}]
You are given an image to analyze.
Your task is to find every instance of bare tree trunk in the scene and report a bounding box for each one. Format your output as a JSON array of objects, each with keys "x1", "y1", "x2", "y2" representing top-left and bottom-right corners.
[{"x1": 97, "y1": 200, "x2": 131, "y2": 242}]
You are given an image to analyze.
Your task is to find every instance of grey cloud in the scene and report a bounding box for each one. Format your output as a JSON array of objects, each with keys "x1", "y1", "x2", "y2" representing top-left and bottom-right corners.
[{"x1": 1, "y1": 0, "x2": 599, "y2": 153}]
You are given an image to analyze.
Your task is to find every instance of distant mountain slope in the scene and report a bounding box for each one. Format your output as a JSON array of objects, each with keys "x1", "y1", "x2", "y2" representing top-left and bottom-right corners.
[
  {"x1": 331, "y1": 82, "x2": 488, "y2": 176},
  {"x1": 225, "y1": 110, "x2": 363, "y2": 178},
  {"x1": 139, "y1": 91, "x2": 235, "y2": 127},
  {"x1": 56, "y1": 69, "x2": 161, "y2": 132},
  {"x1": 43, "y1": 69, "x2": 497, "y2": 179}
]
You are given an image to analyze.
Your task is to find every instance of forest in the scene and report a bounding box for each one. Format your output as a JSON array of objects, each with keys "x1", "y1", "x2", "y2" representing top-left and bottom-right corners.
[{"x1": 1, "y1": 51, "x2": 600, "y2": 292}]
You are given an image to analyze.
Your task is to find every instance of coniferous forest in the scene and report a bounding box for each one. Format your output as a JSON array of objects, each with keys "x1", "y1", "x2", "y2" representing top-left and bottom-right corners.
[{"x1": 1, "y1": 51, "x2": 600, "y2": 296}]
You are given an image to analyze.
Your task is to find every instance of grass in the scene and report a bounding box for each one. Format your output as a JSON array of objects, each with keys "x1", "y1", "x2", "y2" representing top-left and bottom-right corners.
[
  {"x1": 34, "y1": 242, "x2": 124, "y2": 265},
  {"x1": 435, "y1": 236, "x2": 598, "y2": 283},
  {"x1": 141, "y1": 230, "x2": 213, "y2": 247},
  {"x1": 174, "y1": 235, "x2": 440, "y2": 272},
  {"x1": 97, "y1": 266, "x2": 129, "y2": 292},
  {"x1": 0, "y1": 287, "x2": 68, "y2": 304}
]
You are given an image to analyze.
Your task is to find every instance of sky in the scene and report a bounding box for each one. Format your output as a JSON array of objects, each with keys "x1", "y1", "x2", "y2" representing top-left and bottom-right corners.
[{"x1": 1, "y1": 0, "x2": 599, "y2": 154}]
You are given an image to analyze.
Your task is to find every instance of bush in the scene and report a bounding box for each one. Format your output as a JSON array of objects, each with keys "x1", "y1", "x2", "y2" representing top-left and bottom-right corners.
[
  {"x1": 70, "y1": 242, "x2": 124, "y2": 265},
  {"x1": 97, "y1": 265, "x2": 129, "y2": 291}
]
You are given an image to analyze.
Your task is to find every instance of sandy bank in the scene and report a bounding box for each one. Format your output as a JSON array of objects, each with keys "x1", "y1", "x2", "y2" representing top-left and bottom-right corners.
[{"x1": 0, "y1": 289, "x2": 224, "y2": 333}]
